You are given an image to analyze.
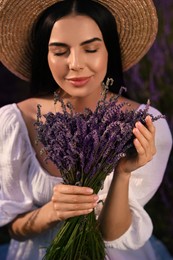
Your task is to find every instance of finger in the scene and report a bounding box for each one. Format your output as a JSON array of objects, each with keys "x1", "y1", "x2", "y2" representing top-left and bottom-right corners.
[
  {"x1": 133, "y1": 138, "x2": 146, "y2": 156},
  {"x1": 54, "y1": 184, "x2": 93, "y2": 195},
  {"x1": 133, "y1": 134, "x2": 154, "y2": 163},
  {"x1": 53, "y1": 201, "x2": 97, "y2": 211},
  {"x1": 135, "y1": 119, "x2": 156, "y2": 155},
  {"x1": 134, "y1": 121, "x2": 155, "y2": 148},
  {"x1": 134, "y1": 121, "x2": 153, "y2": 141},
  {"x1": 133, "y1": 126, "x2": 149, "y2": 150},
  {"x1": 57, "y1": 208, "x2": 94, "y2": 220},
  {"x1": 52, "y1": 193, "x2": 98, "y2": 204},
  {"x1": 145, "y1": 116, "x2": 156, "y2": 135},
  {"x1": 133, "y1": 137, "x2": 153, "y2": 166}
]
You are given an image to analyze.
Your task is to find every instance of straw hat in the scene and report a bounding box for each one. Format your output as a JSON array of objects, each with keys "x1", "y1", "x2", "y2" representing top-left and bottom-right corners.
[{"x1": 0, "y1": 0, "x2": 158, "y2": 81}]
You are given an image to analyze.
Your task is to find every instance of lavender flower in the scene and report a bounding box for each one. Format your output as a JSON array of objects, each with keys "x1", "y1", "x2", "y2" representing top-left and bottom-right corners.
[{"x1": 35, "y1": 86, "x2": 165, "y2": 260}]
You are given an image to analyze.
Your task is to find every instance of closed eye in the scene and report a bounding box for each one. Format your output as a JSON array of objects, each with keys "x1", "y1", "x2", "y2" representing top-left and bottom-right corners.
[
  {"x1": 85, "y1": 49, "x2": 98, "y2": 53},
  {"x1": 48, "y1": 43, "x2": 68, "y2": 56},
  {"x1": 54, "y1": 51, "x2": 67, "y2": 56}
]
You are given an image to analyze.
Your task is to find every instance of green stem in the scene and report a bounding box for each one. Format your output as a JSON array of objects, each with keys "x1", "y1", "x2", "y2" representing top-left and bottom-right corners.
[{"x1": 43, "y1": 212, "x2": 105, "y2": 260}]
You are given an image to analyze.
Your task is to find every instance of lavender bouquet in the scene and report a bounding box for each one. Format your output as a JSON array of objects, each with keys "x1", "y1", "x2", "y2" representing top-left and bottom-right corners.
[{"x1": 35, "y1": 81, "x2": 164, "y2": 260}]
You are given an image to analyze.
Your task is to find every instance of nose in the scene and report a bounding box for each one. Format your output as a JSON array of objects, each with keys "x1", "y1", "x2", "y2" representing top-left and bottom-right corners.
[{"x1": 67, "y1": 49, "x2": 84, "y2": 71}]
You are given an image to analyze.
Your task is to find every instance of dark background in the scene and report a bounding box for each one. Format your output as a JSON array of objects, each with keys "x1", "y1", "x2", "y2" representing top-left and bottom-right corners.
[{"x1": 0, "y1": 0, "x2": 173, "y2": 255}]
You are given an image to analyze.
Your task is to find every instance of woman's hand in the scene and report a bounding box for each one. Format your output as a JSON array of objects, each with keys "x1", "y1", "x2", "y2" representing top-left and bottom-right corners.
[
  {"x1": 8, "y1": 185, "x2": 98, "y2": 241},
  {"x1": 116, "y1": 116, "x2": 156, "y2": 175},
  {"x1": 98, "y1": 116, "x2": 156, "y2": 241},
  {"x1": 51, "y1": 184, "x2": 98, "y2": 222}
]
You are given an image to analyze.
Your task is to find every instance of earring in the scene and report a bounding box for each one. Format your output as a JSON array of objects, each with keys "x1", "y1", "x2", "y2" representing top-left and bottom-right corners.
[
  {"x1": 102, "y1": 77, "x2": 114, "y2": 92},
  {"x1": 106, "y1": 78, "x2": 114, "y2": 87},
  {"x1": 101, "y1": 78, "x2": 114, "y2": 101},
  {"x1": 102, "y1": 77, "x2": 114, "y2": 91}
]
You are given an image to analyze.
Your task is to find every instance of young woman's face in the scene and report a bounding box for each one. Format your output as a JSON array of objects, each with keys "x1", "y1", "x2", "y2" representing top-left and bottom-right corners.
[{"x1": 48, "y1": 15, "x2": 108, "y2": 99}]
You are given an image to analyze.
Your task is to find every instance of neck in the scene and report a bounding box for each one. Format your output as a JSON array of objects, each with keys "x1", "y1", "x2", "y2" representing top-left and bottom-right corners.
[{"x1": 58, "y1": 87, "x2": 104, "y2": 113}]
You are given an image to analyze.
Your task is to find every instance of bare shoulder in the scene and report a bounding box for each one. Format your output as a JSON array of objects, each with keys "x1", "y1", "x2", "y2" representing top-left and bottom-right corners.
[
  {"x1": 17, "y1": 95, "x2": 55, "y2": 133},
  {"x1": 17, "y1": 98, "x2": 39, "y2": 122},
  {"x1": 117, "y1": 96, "x2": 141, "y2": 111},
  {"x1": 17, "y1": 98, "x2": 37, "y2": 112},
  {"x1": 17, "y1": 95, "x2": 54, "y2": 120}
]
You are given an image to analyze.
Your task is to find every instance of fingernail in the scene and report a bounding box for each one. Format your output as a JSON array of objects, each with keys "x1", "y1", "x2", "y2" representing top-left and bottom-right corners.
[
  {"x1": 133, "y1": 128, "x2": 139, "y2": 134},
  {"x1": 94, "y1": 195, "x2": 99, "y2": 201},
  {"x1": 86, "y1": 188, "x2": 93, "y2": 194},
  {"x1": 136, "y1": 121, "x2": 142, "y2": 128},
  {"x1": 146, "y1": 115, "x2": 152, "y2": 121}
]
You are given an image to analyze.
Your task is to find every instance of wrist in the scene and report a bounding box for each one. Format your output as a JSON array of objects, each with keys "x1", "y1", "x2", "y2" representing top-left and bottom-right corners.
[
  {"x1": 114, "y1": 166, "x2": 131, "y2": 178},
  {"x1": 44, "y1": 202, "x2": 60, "y2": 228},
  {"x1": 112, "y1": 168, "x2": 131, "y2": 187}
]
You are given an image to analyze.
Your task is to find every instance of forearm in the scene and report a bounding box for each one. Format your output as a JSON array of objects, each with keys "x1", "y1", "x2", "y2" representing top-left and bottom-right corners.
[
  {"x1": 8, "y1": 201, "x2": 58, "y2": 241},
  {"x1": 8, "y1": 184, "x2": 97, "y2": 241},
  {"x1": 98, "y1": 172, "x2": 132, "y2": 241}
]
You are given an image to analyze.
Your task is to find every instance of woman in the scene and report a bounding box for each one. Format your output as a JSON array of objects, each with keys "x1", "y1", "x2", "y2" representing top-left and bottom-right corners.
[{"x1": 0, "y1": 0, "x2": 172, "y2": 259}]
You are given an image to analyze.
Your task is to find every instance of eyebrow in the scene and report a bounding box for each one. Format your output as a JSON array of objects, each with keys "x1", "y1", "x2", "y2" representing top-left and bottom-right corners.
[
  {"x1": 80, "y1": 37, "x2": 102, "y2": 46},
  {"x1": 49, "y1": 37, "x2": 102, "y2": 47}
]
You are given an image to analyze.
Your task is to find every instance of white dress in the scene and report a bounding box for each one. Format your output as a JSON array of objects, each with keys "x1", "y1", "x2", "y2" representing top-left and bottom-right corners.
[{"x1": 0, "y1": 103, "x2": 172, "y2": 260}]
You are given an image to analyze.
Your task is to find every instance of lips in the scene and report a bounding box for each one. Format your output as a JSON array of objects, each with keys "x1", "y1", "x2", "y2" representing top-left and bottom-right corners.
[{"x1": 66, "y1": 76, "x2": 91, "y2": 87}]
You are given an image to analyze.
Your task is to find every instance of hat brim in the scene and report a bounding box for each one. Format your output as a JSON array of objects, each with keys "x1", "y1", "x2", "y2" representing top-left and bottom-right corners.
[{"x1": 0, "y1": 0, "x2": 158, "y2": 81}]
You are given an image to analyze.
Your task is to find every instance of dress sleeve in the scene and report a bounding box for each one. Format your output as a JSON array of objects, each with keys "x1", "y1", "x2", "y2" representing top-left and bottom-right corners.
[
  {"x1": 103, "y1": 106, "x2": 172, "y2": 249},
  {"x1": 0, "y1": 104, "x2": 35, "y2": 226}
]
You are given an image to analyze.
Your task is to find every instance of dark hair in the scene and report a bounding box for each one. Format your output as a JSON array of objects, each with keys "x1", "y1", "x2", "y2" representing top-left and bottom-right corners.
[{"x1": 30, "y1": 0, "x2": 124, "y2": 96}]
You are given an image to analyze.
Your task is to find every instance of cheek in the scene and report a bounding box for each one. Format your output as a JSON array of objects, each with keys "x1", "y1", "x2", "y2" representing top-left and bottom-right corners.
[
  {"x1": 48, "y1": 61, "x2": 66, "y2": 85},
  {"x1": 48, "y1": 54, "x2": 66, "y2": 80},
  {"x1": 91, "y1": 52, "x2": 108, "y2": 75},
  {"x1": 48, "y1": 55, "x2": 57, "y2": 77}
]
